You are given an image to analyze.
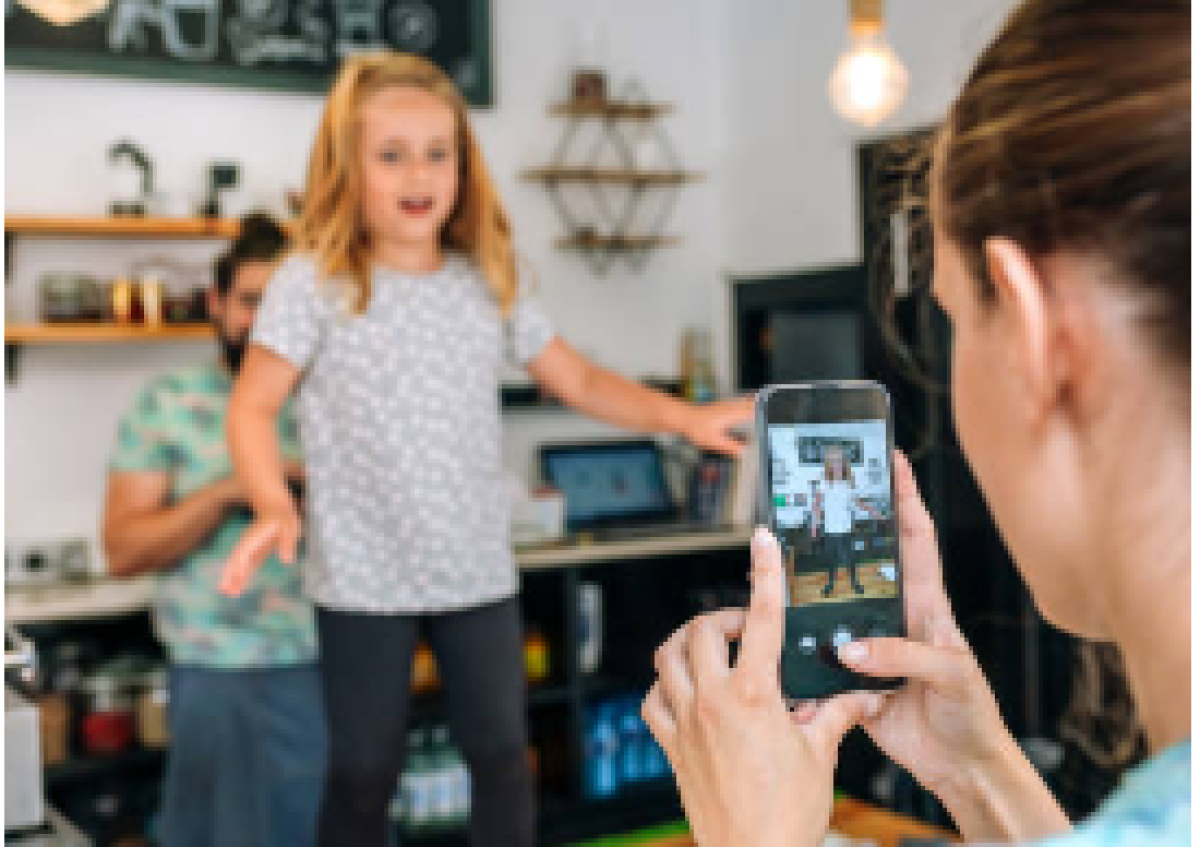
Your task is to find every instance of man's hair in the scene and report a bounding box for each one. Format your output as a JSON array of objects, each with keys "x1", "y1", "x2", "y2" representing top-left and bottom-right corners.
[{"x1": 214, "y1": 212, "x2": 289, "y2": 296}]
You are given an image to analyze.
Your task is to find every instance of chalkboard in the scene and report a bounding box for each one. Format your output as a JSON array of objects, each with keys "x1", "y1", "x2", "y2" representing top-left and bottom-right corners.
[{"x1": 5, "y1": 0, "x2": 492, "y2": 105}]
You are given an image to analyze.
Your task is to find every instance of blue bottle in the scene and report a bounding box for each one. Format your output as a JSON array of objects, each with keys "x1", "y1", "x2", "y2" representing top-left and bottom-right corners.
[
  {"x1": 583, "y1": 702, "x2": 619, "y2": 799},
  {"x1": 617, "y1": 695, "x2": 646, "y2": 785}
]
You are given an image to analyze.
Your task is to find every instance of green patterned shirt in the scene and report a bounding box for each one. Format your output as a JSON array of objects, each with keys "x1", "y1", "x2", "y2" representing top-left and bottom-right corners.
[{"x1": 109, "y1": 362, "x2": 317, "y2": 668}]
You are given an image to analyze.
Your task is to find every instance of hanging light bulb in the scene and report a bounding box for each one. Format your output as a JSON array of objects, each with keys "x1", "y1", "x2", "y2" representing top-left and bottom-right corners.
[
  {"x1": 827, "y1": 0, "x2": 909, "y2": 128},
  {"x1": 15, "y1": 0, "x2": 109, "y2": 26}
]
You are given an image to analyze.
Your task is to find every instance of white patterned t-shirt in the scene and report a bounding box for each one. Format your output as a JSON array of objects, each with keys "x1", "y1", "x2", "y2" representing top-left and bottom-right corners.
[{"x1": 251, "y1": 253, "x2": 555, "y2": 613}]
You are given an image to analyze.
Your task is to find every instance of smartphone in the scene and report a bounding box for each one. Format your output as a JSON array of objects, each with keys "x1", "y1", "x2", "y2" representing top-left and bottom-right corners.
[{"x1": 756, "y1": 381, "x2": 905, "y2": 701}]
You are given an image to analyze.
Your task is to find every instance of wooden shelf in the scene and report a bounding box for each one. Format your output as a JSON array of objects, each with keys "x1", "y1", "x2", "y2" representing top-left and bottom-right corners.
[
  {"x1": 5, "y1": 215, "x2": 244, "y2": 239},
  {"x1": 522, "y1": 167, "x2": 701, "y2": 185},
  {"x1": 556, "y1": 234, "x2": 682, "y2": 251},
  {"x1": 5, "y1": 323, "x2": 213, "y2": 345},
  {"x1": 548, "y1": 101, "x2": 673, "y2": 120}
]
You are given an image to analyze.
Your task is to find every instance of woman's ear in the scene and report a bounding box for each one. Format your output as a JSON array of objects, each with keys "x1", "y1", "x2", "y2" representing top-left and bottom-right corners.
[{"x1": 983, "y1": 237, "x2": 1058, "y2": 423}]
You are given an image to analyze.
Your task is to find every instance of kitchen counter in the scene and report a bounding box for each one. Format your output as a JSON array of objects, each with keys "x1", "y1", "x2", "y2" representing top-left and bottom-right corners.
[{"x1": 5, "y1": 527, "x2": 755, "y2": 623}]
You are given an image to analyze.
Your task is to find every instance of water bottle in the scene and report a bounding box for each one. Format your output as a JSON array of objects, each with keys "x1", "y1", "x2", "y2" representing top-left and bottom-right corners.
[
  {"x1": 583, "y1": 702, "x2": 619, "y2": 799},
  {"x1": 449, "y1": 736, "x2": 472, "y2": 828},
  {"x1": 401, "y1": 728, "x2": 432, "y2": 836},
  {"x1": 429, "y1": 725, "x2": 457, "y2": 831},
  {"x1": 617, "y1": 695, "x2": 645, "y2": 785}
]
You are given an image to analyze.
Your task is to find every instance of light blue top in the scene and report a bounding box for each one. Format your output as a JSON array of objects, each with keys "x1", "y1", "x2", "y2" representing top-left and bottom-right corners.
[{"x1": 1037, "y1": 739, "x2": 1190, "y2": 846}]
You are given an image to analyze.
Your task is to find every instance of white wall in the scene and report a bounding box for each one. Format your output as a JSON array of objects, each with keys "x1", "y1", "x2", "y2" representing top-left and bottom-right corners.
[
  {"x1": 721, "y1": 0, "x2": 1015, "y2": 275},
  {"x1": 5, "y1": 0, "x2": 1018, "y2": 555},
  {"x1": 5, "y1": 0, "x2": 728, "y2": 552}
]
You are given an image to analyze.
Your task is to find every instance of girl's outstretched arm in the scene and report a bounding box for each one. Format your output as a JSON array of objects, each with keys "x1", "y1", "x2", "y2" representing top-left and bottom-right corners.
[
  {"x1": 220, "y1": 344, "x2": 304, "y2": 596},
  {"x1": 527, "y1": 337, "x2": 752, "y2": 457}
]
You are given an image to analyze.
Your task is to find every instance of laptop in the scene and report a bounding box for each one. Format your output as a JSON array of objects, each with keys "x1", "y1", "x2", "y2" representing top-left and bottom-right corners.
[{"x1": 538, "y1": 439, "x2": 714, "y2": 541}]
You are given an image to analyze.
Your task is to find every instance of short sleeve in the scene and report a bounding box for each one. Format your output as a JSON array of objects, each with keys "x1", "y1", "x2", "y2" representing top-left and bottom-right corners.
[
  {"x1": 251, "y1": 255, "x2": 327, "y2": 370},
  {"x1": 109, "y1": 382, "x2": 175, "y2": 473},
  {"x1": 505, "y1": 288, "x2": 556, "y2": 368}
]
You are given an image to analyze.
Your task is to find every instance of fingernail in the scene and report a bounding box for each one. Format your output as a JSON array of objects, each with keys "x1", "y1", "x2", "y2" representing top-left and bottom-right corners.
[
  {"x1": 864, "y1": 692, "x2": 883, "y2": 719},
  {"x1": 752, "y1": 526, "x2": 773, "y2": 549},
  {"x1": 838, "y1": 641, "x2": 868, "y2": 665}
]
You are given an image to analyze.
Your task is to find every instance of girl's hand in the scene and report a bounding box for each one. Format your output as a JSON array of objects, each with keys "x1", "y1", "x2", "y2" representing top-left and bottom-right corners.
[
  {"x1": 219, "y1": 504, "x2": 302, "y2": 596},
  {"x1": 679, "y1": 397, "x2": 754, "y2": 457},
  {"x1": 642, "y1": 527, "x2": 878, "y2": 847},
  {"x1": 796, "y1": 453, "x2": 1068, "y2": 841}
]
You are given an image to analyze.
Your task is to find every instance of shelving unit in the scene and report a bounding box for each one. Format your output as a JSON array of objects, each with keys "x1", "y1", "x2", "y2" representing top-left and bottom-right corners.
[
  {"x1": 4, "y1": 323, "x2": 213, "y2": 345},
  {"x1": 5, "y1": 215, "x2": 244, "y2": 239},
  {"x1": 3, "y1": 214, "x2": 248, "y2": 380},
  {"x1": 522, "y1": 167, "x2": 700, "y2": 185},
  {"x1": 15, "y1": 532, "x2": 752, "y2": 844},
  {"x1": 524, "y1": 84, "x2": 702, "y2": 275}
]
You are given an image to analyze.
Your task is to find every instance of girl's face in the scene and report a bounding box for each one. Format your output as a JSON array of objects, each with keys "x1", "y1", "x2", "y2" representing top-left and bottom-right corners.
[
  {"x1": 827, "y1": 449, "x2": 845, "y2": 477},
  {"x1": 358, "y1": 85, "x2": 459, "y2": 250}
]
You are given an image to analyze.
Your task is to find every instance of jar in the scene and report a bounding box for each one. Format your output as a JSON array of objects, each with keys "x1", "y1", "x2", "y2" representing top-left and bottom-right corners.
[
  {"x1": 38, "y1": 692, "x2": 71, "y2": 767},
  {"x1": 38, "y1": 275, "x2": 82, "y2": 323},
  {"x1": 139, "y1": 276, "x2": 164, "y2": 326},
  {"x1": 109, "y1": 277, "x2": 141, "y2": 325},
  {"x1": 523, "y1": 630, "x2": 549, "y2": 683},
  {"x1": 136, "y1": 668, "x2": 170, "y2": 748},
  {"x1": 80, "y1": 673, "x2": 134, "y2": 755}
]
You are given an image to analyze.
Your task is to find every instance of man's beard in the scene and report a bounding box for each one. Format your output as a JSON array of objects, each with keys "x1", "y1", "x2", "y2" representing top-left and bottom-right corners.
[{"x1": 218, "y1": 330, "x2": 249, "y2": 374}]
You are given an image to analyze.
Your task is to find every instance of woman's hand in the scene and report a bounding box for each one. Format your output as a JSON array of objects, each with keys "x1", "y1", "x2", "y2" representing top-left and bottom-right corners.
[
  {"x1": 642, "y1": 527, "x2": 879, "y2": 847},
  {"x1": 797, "y1": 452, "x2": 1069, "y2": 842},
  {"x1": 678, "y1": 397, "x2": 754, "y2": 457},
  {"x1": 219, "y1": 503, "x2": 302, "y2": 596}
]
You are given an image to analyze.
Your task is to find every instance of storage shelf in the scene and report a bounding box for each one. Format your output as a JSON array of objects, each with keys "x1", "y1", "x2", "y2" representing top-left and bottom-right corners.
[
  {"x1": 5, "y1": 323, "x2": 213, "y2": 345},
  {"x1": 548, "y1": 101, "x2": 673, "y2": 120},
  {"x1": 4, "y1": 215, "x2": 244, "y2": 239},
  {"x1": 522, "y1": 167, "x2": 700, "y2": 185},
  {"x1": 555, "y1": 234, "x2": 682, "y2": 252}
]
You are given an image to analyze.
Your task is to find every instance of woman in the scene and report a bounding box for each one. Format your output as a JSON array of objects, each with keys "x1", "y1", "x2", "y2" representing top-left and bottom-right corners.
[{"x1": 642, "y1": 0, "x2": 1190, "y2": 843}]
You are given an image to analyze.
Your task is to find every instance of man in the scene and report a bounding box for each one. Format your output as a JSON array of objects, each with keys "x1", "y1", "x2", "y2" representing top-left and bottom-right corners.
[{"x1": 102, "y1": 213, "x2": 326, "y2": 847}]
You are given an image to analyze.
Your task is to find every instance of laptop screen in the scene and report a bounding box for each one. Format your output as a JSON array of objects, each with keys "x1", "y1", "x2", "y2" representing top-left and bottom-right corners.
[{"x1": 539, "y1": 441, "x2": 677, "y2": 530}]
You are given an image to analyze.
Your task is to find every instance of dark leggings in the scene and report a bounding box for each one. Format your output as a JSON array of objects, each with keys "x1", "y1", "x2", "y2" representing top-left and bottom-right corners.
[
  {"x1": 315, "y1": 597, "x2": 534, "y2": 847},
  {"x1": 825, "y1": 533, "x2": 860, "y2": 587}
]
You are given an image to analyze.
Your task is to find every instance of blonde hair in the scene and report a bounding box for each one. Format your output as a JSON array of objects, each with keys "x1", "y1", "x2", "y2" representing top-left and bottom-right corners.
[
  {"x1": 822, "y1": 446, "x2": 853, "y2": 484},
  {"x1": 295, "y1": 52, "x2": 518, "y2": 315}
]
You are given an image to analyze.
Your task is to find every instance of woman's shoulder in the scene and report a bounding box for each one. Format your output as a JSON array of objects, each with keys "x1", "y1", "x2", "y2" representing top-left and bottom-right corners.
[{"x1": 1037, "y1": 741, "x2": 1190, "y2": 846}]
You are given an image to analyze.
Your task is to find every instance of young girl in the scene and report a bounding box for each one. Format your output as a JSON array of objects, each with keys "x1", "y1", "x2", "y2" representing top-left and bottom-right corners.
[
  {"x1": 810, "y1": 445, "x2": 881, "y2": 597},
  {"x1": 218, "y1": 52, "x2": 751, "y2": 846}
]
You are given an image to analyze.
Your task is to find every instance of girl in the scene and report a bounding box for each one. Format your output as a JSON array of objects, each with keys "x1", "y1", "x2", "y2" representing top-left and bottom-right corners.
[
  {"x1": 218, "y1": 52, "x2": 751, "y2": 847},
  {"x1": 644, "y1": 0, "x2": 1189, "y2": 844},
  {"x1": 810, "y1": 444, "x2": 882, "y2": 597}
]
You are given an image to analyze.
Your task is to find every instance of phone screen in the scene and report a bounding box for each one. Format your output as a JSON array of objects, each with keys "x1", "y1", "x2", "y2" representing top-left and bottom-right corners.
[{"x1": 757, "y1": 382, "x2": 905, "y2": 700}]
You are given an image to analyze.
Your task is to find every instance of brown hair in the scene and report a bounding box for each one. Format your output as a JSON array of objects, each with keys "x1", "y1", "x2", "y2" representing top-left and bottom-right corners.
[
  {"x1": 933, "y1": 0, "x2": 1190, "y2": 776},
  {"x1": 296, "y1": 52, "x2": 518, "y2": 315},
  {"x1": 939, "y1": 0, "x2": 1190, "y2": 378}
]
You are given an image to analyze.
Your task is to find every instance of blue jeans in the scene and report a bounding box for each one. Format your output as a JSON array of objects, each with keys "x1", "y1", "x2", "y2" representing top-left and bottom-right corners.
[{"x1": 156, "y1": 663, "x2": 328, "y2": 847}]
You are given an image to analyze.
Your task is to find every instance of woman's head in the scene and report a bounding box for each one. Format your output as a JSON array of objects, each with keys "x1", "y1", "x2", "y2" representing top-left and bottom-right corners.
[
  {"x1": 930, "y1": 0, "x2": 1189, "y2": 634},
  {"x1": 297, "y1": 52, "x2": 517, "y2": 313},
  {"x1": 823, "y1": 446, "x2": 851, "y2": 483}
]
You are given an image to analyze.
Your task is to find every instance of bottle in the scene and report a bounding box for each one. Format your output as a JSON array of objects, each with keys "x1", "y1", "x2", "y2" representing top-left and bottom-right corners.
[
  {"x1": 429, "y1": 725, "x2": 457, "y2": 831},
  {"x1": 617, "y1": 695, "x2": 645, "y2": 785},
  {"x1": 689, "y1": 327, "x2": 717, "y2": 403},
  {"x1": 583, "y1": 702, "x2": 619, "y2": 799},
  {"x1": 401, "y1": 728, "x2": 432, "y2": 836},
  {"x1": 449, "y1": 734, "x2": 472, "y2": 828},
  {"x1": 524, "y1": 629, "x2": 549, "y2": 683}
]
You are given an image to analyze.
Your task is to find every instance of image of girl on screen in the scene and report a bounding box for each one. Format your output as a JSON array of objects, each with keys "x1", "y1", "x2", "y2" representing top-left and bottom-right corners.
[{"x1": 810, "y1": 444, "x2": 883, "y2": 597}]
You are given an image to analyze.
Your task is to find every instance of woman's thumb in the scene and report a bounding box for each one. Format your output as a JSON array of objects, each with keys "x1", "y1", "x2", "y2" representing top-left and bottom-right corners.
[{"x1": 837, "y1": 636, "x2": 969, "y2": 694}]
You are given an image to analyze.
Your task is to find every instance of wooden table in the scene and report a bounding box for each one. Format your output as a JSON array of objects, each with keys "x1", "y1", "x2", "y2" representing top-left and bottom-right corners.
[{"x1": 642, "y1": 797, "x2": 957, "y2": 846}]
